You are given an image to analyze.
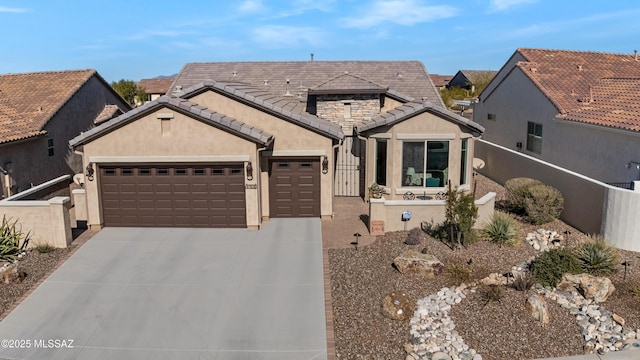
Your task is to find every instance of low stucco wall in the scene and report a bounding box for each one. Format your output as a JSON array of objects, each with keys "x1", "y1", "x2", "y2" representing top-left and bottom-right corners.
[
  {"x1": 0, "y1": 175, "x2": 73, "y2": 248},
  {"x1": 602, "y1": 186, "x2": 640, "y2": 252},
  {"x1": 369, "y1": 192, "x2": 495, "y2": 233}
]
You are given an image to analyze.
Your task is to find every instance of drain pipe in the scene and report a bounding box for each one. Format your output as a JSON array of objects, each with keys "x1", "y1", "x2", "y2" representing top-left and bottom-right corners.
[{"x1": 255, "y1": 145, "x2": 269, "y2": 225}]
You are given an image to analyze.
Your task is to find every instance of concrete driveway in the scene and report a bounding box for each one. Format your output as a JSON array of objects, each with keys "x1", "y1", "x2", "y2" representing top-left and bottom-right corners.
[{"x1": 0, "y1": 219, "x2": 327, "y2": 360}]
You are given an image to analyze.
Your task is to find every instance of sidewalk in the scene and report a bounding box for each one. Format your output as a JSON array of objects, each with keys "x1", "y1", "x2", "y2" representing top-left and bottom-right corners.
[{"x1": 534, "y1": 349, "x2": 640, "y2": 359}]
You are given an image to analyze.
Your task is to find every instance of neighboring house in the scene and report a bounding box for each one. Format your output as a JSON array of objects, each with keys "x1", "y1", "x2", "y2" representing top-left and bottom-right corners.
[
  {"x1": 474, "y1": 48, "x2": 640, "y2": 185},
  {"x1": 137, "y1": 77, "x2": 175, "y2": 104},
  {"x1": 448, "y1": 70, "x2": 497, "y2": 94},
  {"x1": 429, "y1": 74, "x2": 453, "y2": 91},
  {"x1": 69, "y1": 61, "x2": 484, "y2": 230},
  {"x1": 0, "y1": 70, "x2": 130, "y2": 198}
]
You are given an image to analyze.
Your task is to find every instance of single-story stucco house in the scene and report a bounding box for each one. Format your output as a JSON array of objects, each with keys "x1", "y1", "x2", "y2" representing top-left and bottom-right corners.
[{"x1": 69, "y1": 61, "x2": 486, "y2": 230}]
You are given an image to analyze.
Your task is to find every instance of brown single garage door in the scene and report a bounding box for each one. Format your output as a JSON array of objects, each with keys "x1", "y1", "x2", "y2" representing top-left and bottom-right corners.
[
  {"x1": 100, "y1": 164, "x2": 246, "y2": 227},
  {"x1": 269, "y1": 158, "x2": 320, "y2": 217}
]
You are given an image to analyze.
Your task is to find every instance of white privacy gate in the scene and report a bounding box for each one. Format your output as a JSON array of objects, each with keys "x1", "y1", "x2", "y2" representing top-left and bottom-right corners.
[{"x1": 334, "y1": 136, "x2": 365, "y2": 196}]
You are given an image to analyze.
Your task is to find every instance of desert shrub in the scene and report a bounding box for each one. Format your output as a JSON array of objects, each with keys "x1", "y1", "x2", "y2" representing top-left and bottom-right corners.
[
  {"x1": 35, "y1": 242, "x2": 55, "y2": 254},
  {"x1": 481, "y1": 285, "x2": 503, "y2": 304},
  {"x1": 444, "y1": 186, "x2": 479, "y2": 248},
  {"x1": 511, "y1": 272, "x2": 536, "y2": 291},
  {"x1": 0, "y1": 215, "x2": 28, "y2": 260},
  {"x1": 481, "y1": 212, "x2": 518, "y2": 246},
  {"x1": 405, "y1": 227, "x2": 422, "y2": 245},
  {"x1": 529, "y1": 247, "x2": 581, "y2": 288},
  {"x1": 575, "y1": 235, "x2": 619, "y2": 276},
  {"x1": 505, "y1": 177, "x2": 542, "y2": 213},
  {"x1": 523, "y1": 183, "x2": 564, "y2": 224},
  {"x1": 446, "y1": 261, "x2": 472, "y2": 282}
]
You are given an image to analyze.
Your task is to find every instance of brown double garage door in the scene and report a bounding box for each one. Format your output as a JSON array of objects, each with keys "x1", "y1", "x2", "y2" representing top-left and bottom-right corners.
[{"x1": 99, "y1": 164, "x2": 246, "y2": 227}]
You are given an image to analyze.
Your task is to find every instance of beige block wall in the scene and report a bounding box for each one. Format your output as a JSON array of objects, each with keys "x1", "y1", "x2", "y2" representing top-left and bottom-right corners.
[
  {"x1": 0, "y1": 197, "x2": 72, "y2": 248},
  {"x1": 364, "y1": 111, "x2": 477, "y2": 200},
  {"x1": 81, "y1": 107, "x2": 261, "y2": 229},
  {"x1": 190, "y1": 91, "x2": 336, "y2": 218},
  {"x1": 368, "y1": 192, "x2": 495, "y2": 233}
]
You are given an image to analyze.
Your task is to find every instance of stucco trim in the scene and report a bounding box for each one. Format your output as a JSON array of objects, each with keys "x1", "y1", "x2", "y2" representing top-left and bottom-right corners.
[
  {"x1": 263, "y1": 150, "x2": 326, "y2": 157},
  {"x1": 89, "y1": 155, "x2": 251, "y2": 163},
  {"x1": 370, "y1": 133, "x2": 392, "y2": 139},
  {"x1": 396, "y1": 133, "x2": 456, "y2": 140}
]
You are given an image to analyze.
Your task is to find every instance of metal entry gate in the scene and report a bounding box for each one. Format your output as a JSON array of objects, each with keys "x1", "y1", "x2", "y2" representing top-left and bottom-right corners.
[{"x1": 334, "y1": 136, "x2": 365, "y2": 196}]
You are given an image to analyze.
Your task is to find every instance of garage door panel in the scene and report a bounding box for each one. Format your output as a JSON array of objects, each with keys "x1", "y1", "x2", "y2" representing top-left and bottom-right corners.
[
  {"x1": 269, "y1": 159, "x2": 320, "y2": 218},
  {"x1": 100, "y1": 165, "x2": 246, "y2": 228}
]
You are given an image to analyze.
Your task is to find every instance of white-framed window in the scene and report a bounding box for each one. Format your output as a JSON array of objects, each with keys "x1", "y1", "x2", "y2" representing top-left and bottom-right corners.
[
  {"x1": 402, "y1": 140, "x2": 449, "y2": 187},
  {"x1": 526, "y1": 122, "x2": 543, "y2": 154}
]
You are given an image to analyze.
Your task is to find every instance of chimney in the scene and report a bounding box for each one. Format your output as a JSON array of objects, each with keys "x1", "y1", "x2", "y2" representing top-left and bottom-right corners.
[
  {"x1": 635, "y1": 50, "x2": 638, "y2": 61},
  {"x1": 310, "y1": 53, "x2": 314, "y2": 62}
]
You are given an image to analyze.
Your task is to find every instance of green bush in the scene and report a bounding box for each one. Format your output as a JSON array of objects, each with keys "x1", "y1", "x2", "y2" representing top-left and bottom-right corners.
[
  {"x1": 523, "y1": 184, "x2": 564, "y2": 224},
  {"x1": 575, "y1": 236, "x2": 619, "y2": 276},
  {"x1": 444, "y1": 186, "x2": 479, "y2": 248},
  {"x1": 481, "y1": 212, "x2": 518, "y2": 246},
  {"x1": 0, "y1": 215, "x2": 27, "y2": 260},
  {"x1": 505, "y1": 177, "x2": 542, "y2": 213},
  {"x1": 530, "y1": 247, "x2": 582, "y2": 288},
  {"x1": 405, "y1": 227, "x2": 422, "y2": 245}
]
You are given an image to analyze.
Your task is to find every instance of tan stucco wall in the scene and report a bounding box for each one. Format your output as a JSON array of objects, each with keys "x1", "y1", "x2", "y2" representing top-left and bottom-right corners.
[
  {"x1": 81, "y1": 107, "x2": 261, "y2": 228},
  {"x1": 0, "y1": 197, "x2": 72, "y2": 248},
  {"x1": 368, "y1": 192, "x2": 495, "y2": 233},
  {"x1": 364, "y1": 111, "x2": 477, "y2": 200},
  {"x1": 189, "y1": 91, "x2": 336, "y2": 218}
]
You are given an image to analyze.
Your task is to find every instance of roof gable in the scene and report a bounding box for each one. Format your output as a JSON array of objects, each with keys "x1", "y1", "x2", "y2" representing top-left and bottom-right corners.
[
  {"x1": 70, "y1": 96, "x2": 274, "y2": 148},
  {"x1": 0, "y1": 69, "x2": 96, "y2": 144},
  {"x1": 176, "y1": 81, "x2": 344, "y2": 140},
  {"x1": 356, "y1": 101, "x2": 485, "y2": 134}
]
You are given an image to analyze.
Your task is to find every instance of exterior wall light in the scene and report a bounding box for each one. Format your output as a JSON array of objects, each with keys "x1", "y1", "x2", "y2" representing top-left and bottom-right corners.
[
  {"x1": 246, "y1": 161, "x2": 253, "y2": 181},
  {"x1": 516, "y1": 142, "x2": 523, "y2": 150},
  {"x1": 322, "y1": 156, "x2": 329, "y2": 174},
  {"x1": 85, "y1": 163, "x2": 95, "y2": 181}
]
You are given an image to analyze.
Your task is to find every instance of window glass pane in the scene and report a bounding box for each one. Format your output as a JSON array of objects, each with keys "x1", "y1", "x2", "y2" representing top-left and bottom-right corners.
[
  {"x1": 402, "y1": 142, "x2": 424, "y2": 186},
  {"x1": 375, "y1": 139, "x2": 387, "y2": 186},
  {"x1": 156, "y1": 168, "x2": 169, "y2": 175},
  {"x1": 427, "y1": 141, "x2": 449, "y2": 187},
  {"x1": 460, "y1": 139, "x2": 468, "y2": 185},
  {"x1": 526, "y1": 122, "x2": 543, "y2": 154},
  {"x1": 175, "y1": 168, "x2": 187, "y2": 175}
]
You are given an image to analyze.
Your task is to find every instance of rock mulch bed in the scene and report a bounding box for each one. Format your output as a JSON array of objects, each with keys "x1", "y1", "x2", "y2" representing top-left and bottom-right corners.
[{"x1": 329, "y1": 174, "x2": 640, "y2": 360}]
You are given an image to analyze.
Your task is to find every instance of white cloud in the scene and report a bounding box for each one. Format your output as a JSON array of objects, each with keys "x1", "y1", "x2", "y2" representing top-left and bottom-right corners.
[
  {"x1": 488, "y1": 0, "x2": 537, "y2": 13},
  {"x1": 251, "y1": 25, "x2": 326, "y2": 48},
  {"x1": 0, "y1": 6, "x2": 27, "y2": 12},
  {"x1": 238, "y1": 0, "x2": 267, "y2": 13},
  {"x1": 342, "y1": 0, "x2": 457, "y2": 28}
]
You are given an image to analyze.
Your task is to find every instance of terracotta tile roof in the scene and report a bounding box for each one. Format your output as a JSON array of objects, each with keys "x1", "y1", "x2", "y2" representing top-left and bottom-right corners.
[
  {"x1": 559, "y1": 78, "x2": 640, "y2": 132},
  {"x1": 70, "y1": 96, "x2": 274, "y2": 148},
  {"x1": 515, "y1": 48, "x2": 640, "y2": 132},
  {"x1": 170, "y1": 61, "x2": 444, "y2": 108},
  {"x1": 429, "y1": 74, "x2": 453, "y2": 87},
  {"x1": 357, "y1": 101, "x2": 484, "y2": 134},
  {"x1": 138, "y1": 78, "x2": 174, "y2": 95},
  {"x1": 94, "y1": 104, "x2": 125, "y2": 125},
  {"x1": 176, "y1": 81, "x2": 344, "y2": 140},
  {"x1": 0, "y1": 69, "x2": 96, "y2": 144}
]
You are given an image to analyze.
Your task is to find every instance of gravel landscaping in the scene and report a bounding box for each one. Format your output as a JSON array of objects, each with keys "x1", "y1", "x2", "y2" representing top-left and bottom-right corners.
[
  {"x1": 0, "y1": 248, "x2": 72, "y2": 318},
  {"x1": 329, "y1": 175, "x2": 640, "y2": 359}
]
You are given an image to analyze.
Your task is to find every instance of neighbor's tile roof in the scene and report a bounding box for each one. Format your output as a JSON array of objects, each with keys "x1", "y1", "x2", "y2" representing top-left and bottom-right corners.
[
  {"x1": 70, "y1": 96, "x2": 274, "y2": 148},
  {"x1": 429, "y1": 74, "x2": 453, "y2": 87},
  {"x1": 94, "y1": 104, "x2": 125, "y2": 125},
  {"x1": 0, "y1": 69, "x2": 96, "y2": 144},
  {"x1": 357, "y1": 101, "x2": 485, "y2": 134},
  {"x1": 458, "y1": 70, "x2": 497, "y2": 84},
  {"x1": 515, "y1": 48, "x2": 640, "y2": 131},
  {"x1": 559, "y1": 78, "x2": 640, "y2": 132},
  {"x1": 138, "y1": 78, "x2": 174, "y2": 95},
  {"x1": 176, "y1": 81, "x2": 344, "y2": 140},
  {"x1": 170, "y1": 61, "x2": 444, "y2": 108}
]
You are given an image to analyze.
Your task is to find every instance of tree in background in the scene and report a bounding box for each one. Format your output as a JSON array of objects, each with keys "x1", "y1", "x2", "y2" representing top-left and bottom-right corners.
[{"x1": 111, "y1": 79, "x2": 147, "y2": 106}]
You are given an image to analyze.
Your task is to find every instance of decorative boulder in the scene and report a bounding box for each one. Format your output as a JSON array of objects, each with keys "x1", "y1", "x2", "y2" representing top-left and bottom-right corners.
[
  {"x1": 393, "y1": 251, "x2": 443, "y2": 278},
  {"x1": 525, "y1": 294, "x2": 550, "y2": 325},
  {"x1": 480, "y1": 272, "x2": 507, "y2": 286},
  {"x1": 381, "y1": 291, "x2": 415, "y2": 321},
  {"x1": 557, "y1": 273, "x2": 615, "y2": 303}
]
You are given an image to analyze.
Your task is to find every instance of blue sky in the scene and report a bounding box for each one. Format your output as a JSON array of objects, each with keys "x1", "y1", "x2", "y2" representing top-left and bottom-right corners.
[{"x1": 2, "y1": 0, "x2": 640, "y2": 83}]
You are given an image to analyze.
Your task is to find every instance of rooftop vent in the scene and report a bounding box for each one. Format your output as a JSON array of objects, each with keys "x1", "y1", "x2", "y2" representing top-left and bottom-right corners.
[
  {"x1": 577, "y1": 65, "x2": 583, "y2": 71},
  {"x1": 310, "y1": 53, "x2": 314, "y2": 62},
  {"x1": 263, "y1": 80, "x2": 269, "y2": 85},
  {"x1": 232, "y1": 71, "x2": 237, "y2": 76},
  {"x1": 530, "y1": 67, "x2": 538, "y2": 73},
  {"x1": 396, "y1": 72, "x2": 403, "y2": 78},
  {"x1": 175, "y1": 85, "x2": 182, "y2": 91}
]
